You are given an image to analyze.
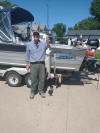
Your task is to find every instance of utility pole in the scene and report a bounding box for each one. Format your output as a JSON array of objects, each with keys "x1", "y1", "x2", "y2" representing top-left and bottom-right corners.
[{"x1": 46, "y1": 2, "x2": 49, "y2": 29}]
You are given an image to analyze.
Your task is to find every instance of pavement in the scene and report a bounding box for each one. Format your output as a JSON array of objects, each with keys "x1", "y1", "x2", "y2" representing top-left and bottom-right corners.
[{"x1": 0, "y1": 72, "x2": 100, "y2": 133}]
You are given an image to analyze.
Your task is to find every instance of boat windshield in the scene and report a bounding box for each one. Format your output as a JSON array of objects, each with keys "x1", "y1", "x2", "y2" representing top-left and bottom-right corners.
[
  {"x1": 0, "y1": 10, "x2": 14, "y2": 43},
  {"x1": 0, "y1": 7, "x2": 34, "y2": 44}
]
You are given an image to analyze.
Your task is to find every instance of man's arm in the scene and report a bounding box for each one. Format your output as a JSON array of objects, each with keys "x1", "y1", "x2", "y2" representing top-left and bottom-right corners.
[{"x1": 46, "y1": 37, "x2": 50, "y2": 48}]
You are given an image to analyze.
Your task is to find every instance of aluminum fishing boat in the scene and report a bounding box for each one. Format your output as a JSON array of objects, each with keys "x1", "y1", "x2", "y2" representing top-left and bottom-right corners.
[{"x1": 50, "y1": 44, "x2": 86, "y2": 71}]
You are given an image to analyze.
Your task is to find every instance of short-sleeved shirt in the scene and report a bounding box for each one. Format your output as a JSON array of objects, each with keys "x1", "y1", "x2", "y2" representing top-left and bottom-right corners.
[{"x1": 25, "y1": 40, "x2": 47, "y2": 63}]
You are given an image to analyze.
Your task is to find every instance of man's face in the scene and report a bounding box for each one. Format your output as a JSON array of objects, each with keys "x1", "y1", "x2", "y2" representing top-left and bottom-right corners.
[{"x1": 34, "y1": 35, "x2": 39, "y2": 42}]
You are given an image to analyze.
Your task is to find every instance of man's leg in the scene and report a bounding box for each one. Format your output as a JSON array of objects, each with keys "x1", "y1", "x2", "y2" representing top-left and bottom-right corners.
[
  {"x1": 38, "y1": 64, "x2": 45, "y2": 97},
  {"x1": 30, "y1": 64, "x2": 39, "y2": 98}
]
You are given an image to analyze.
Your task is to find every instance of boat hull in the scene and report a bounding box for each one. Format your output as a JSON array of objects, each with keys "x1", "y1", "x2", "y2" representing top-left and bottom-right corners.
[
  {"x1": 0, "y1": 43, "x2": 86, "y2": 71},
  {"x1": 50, "y1": 47, "x2": 86, "y2": 71},
  {"x1": 0, "y1": 43, "x2": 26, "y2": 66}
]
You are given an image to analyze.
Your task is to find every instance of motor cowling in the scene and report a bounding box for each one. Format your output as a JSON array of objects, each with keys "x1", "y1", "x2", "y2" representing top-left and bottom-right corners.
[{"x1": 87, "y1": 39, "x2": 99, "y2": 48}]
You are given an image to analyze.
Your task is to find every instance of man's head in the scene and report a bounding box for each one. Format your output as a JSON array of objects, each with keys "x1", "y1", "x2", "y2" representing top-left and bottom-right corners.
[{"x1": 33, "y1": 31, "x2": 39, "y2": 43}]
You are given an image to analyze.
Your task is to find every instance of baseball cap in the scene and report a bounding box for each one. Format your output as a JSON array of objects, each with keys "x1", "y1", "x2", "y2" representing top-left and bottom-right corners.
[{"x1": 33, "y1": 31, "x2": 39, "y2": 36}]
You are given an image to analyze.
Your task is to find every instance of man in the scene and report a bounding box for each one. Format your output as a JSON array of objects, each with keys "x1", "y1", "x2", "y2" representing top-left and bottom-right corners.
[{"x1": 26, "y1": 31, "x2": 50, "y2": 99}]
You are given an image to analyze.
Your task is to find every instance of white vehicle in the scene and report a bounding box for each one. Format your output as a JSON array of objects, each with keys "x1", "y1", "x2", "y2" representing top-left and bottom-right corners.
[{"x1": 39, "y1": 33, "x2": 48, "y2": 41}]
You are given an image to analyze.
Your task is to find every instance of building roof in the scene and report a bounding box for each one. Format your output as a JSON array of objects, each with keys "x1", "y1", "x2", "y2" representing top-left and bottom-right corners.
[{"x1": 68, "y1": 30, "x2": 100, "y2": 36}]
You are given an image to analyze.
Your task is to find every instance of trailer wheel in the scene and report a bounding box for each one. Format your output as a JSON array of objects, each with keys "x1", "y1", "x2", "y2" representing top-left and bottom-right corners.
[
  {"x1": 25, "y1": 73, "x2": 31, "y2": 88},
  {"x1": 6, "y1": 71, "x2": 22, "y2": 87}
]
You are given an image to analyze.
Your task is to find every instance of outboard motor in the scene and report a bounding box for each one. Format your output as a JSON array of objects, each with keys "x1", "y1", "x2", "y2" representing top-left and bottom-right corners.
[
  {"x1": 86, "y1": 39, "x2": 100, "y2": 57},
  {"x1": 81, "y1": 39, "x2": 100, "y2": 73}
]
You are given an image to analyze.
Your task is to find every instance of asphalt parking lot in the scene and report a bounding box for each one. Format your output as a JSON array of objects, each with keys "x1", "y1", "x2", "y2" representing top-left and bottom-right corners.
[{"x1": 0, "y1": 72, "x2": 100, "y2": 133}]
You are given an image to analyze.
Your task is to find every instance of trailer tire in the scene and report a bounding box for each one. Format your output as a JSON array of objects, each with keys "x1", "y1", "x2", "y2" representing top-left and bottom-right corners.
[
  {"x1": 6, "y1": 71, "x2": 22, "y2": 87},
  {"x1": 25, "y1": 73, "x2": 31, "y2": 88}
]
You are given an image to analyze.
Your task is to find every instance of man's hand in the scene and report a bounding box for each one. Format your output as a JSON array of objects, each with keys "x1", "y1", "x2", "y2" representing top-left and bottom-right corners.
[
  {"x1": 26, "y1": 64, "x2": 30, "y2": 71},
  {"x1": 26, "y1": 62, "x2": 30, "y2": 71}
]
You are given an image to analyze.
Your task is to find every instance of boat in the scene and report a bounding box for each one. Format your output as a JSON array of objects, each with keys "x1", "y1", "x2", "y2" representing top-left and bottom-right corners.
[
  {"x1": 50, "y1": 44, "x2": 86, "y2": 72},
  {"x1": 0, "y1": 6, "x2": 34, "y2": 67}
]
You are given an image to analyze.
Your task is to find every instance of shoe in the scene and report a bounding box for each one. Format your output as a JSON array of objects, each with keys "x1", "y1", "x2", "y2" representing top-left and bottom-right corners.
[
  {"x1": 30, "y1": 93, "x2": 34, "y2": 99},
  {"x1": 40, "y1": 92, "x2": 46, "y2": 98}
]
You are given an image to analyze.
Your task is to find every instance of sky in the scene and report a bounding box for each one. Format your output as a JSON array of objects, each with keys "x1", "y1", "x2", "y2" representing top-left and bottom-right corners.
[{"x1": 9, "y1": 0, "x2": 93, "y2": 29}]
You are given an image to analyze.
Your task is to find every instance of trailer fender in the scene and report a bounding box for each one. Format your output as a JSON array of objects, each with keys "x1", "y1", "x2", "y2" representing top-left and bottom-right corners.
[{"x1": 3, "y1": 67, "x2": 30, "y2": 77}]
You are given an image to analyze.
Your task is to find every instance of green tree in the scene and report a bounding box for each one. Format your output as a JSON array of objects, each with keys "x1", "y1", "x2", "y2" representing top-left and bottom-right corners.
[
  {"x1": 90, "y1": 0, "x2": 100, "y2": 20},
  {"x1": 69, "y1": 0, "x2": 100, "y2": 30},
  {"x1": 74, "y1": 17, "x2": 100, "y2": 30},
  {"x1": 52, "y1": 23, "x2": 67, "y2": 43},
  {"x1": 0, "y1": 0, "x2": 17, "y2": 7},
  {"x1": 52, "y1": 23, "x2": 66, "y2": 37},
  {"x1": 68, "y1": 27, "x2": 74, "y2": 30}
]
